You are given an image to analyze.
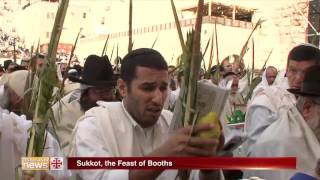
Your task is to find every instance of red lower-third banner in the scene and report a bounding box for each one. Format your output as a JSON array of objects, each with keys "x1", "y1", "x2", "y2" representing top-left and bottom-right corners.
[{"x1": 67, "y1": 157, "x2": 296, "y2": 170}]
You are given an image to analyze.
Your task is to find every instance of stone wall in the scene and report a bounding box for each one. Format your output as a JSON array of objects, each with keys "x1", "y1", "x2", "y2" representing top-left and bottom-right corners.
[{"x1": 252, "y1": 0, "x2": 309, "y2": 69}]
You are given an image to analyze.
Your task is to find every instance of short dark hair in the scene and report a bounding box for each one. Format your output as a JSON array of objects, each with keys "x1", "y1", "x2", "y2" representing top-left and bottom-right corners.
[
  {"x1": 288, "y1": 44, "x2": 320, "y2": 64},
  {"x1": 120, "y1": 48, "x2": 168, "y2": 86}
]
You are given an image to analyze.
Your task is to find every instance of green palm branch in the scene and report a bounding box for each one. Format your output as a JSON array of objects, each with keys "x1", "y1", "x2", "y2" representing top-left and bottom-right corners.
[
  {"x1": 128, "y1": 0, "x2": 133, "y2": 52},
  {"x1": 25, "y1": 1, "x2": 69, "y2": 178},
  {"x1": 239, "y1": 19, "x2": 263, "y2": 64},
  {"x1": 151, "y1": 32, "x2": 160, "y2": 48},
  {"x1": 172, "y1": 0, "x2": 204, "y2": 179},
  {"x1": 102, "y1": 35, "x2": 110, "y2": 56}
]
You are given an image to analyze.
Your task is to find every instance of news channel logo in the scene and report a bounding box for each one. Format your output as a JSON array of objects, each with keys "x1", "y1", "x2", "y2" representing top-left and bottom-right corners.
[{"x1": 21, "y1": 157, "x2": 63, "y2": 170}]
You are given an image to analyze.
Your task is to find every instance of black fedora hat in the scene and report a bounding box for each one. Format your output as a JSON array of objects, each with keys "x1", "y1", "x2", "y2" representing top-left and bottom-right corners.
[
  {"x1": 287, "y1": 65, "x2": 320, "y2": 96},
  {"x1": 69, "y1": 55, "x2": 117, "y2": 87}
]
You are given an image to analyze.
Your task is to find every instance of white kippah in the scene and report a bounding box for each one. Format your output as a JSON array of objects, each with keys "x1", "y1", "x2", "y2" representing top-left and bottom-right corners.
[
  {"x1": 8, "y1": 70, "x2": 29, "y2": 98},
  {"x1": 3, "y1": 70, "x2": 29, "y2": 98}
]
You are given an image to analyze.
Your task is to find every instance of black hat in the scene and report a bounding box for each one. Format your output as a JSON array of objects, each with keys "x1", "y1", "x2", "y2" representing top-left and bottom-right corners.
[
  {"x1": 3, "y1": 59, "x2": 12, "y2": 70},
  {"x1": 287, "y1": 65, "x2": 320, "y2": 96},
  {"x1": 69, "y1": 55, "x2": 116, "y2": 87}
]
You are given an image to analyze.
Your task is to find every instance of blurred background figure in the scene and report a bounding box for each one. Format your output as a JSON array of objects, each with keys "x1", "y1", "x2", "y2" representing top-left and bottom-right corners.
[
  {"x1": 252, "y1": 66, "x2": 279, "y2": 98},
  {"x1": 0, "y1": 66, "x2": 4, "y2": 77},
  {"x1": 265, "y1": 66, "x2": 278, "y2": 85},
  {"x1": 3, "y1": 59, "x2": 12, "y2": 72},
  {"x1": 51, "y1": 54, "x2": 117, "y2": 155}
]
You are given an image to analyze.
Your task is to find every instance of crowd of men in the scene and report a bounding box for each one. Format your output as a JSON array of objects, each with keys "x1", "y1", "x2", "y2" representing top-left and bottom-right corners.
[{"x1": 0, "y1": 43, "x2": 320, "y2": 180}]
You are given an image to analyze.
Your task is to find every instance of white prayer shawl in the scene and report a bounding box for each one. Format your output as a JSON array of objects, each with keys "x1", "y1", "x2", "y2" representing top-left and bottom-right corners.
[
  {"x1": 218, "y1": 78, "x2": 233, "y2": 89},
  {"x1": 243, "y1": 106, "x2": 320, "y2": 179},
  {"x1": 252, "y1": 70, "x2": 269, "y2": 98},
  {"x1": 274, "y1": 70, "x2": 287, "y2": 87},
  {"x1": 248, "y1": 84, "x2": 295, "y2": 116},
  {"x1": 238, "y1": 73, "x2": 249, "y2": 97},
  {"x1": 0, "y1": 107, "x2": 70, "y2": 179},
  {"x1": 51, "y1": 89, "x2": 83, "y2": 156},
  {"x1": 69, "y1": 101, "x2": 224, "y2": 180},
  {"x1": 244, "y1": 84, "x2": 296, "y2": 153}
]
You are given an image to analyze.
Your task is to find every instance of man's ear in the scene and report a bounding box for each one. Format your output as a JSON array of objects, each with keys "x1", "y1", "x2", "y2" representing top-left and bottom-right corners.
[
  {"x1": 117, "y1": 79, "x2": 127, "y2": 97},
  {"x1": 303, "y1": 99, "x2": 313, "y2": 119}
]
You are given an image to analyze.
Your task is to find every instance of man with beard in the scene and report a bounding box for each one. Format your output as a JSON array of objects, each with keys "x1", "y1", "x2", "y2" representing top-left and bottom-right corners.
[
  {"x1": 70, "y1": 48, "x2": 224, "y2": 180},
  {"x1": 52, "y1": 54, "x2": 117, "y2": 155},
  {"x1": 243, "y1": 66, "x2": 320, "y2": 179}
]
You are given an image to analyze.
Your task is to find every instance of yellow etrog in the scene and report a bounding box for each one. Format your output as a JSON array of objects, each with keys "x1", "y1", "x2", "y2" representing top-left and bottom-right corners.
[{"x1": 197, "y1": 112, "x2": 221, "y2": 139}]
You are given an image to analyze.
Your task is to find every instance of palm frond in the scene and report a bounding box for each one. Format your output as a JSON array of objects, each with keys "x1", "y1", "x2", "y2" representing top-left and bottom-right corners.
[
  {"x1": 261, "y1": 48, "x2": 273, "y2": 71},
  {"x1": 202, "y1": 37, "x2": 210, "y2": 57},
  {"x1": 26, "y1": 0, "x2": 69, "y2": 165},
  {"x1": 22, "y1": 41, "x2": 39, "y2": 117},
  {"x1": 186, "y1": 0, "x2": 204, "y2": 126},
  {"x1": 110, "y1": 44, "x2": 116, "y2": 61},
  {"x1": 211, "y1": 21, "x2": 221, "y2": 85},
  {"x1": 178, "y1": 3, "x2": 204, "y2": 180},
  {"x1": 239, "y1": 19, "x2": 263, "y2": 64},
  {"x1": 13, "y1": 38, "x2": 16, "y2": 63},
  {"x1": 251, "y1": 38, "x2": 255, "y2": 82},
  {"x1": 128, "y1": 0, "x2": 133, "y2": 52},
  {"x1": 200, "y1": 38, "x2": 210, "y2": 73},
  {"x1": 60, "y1": 28, "x2": 82, "y2": 96},
  {"x1": 170, "y1": 0, "x2": 187, "y2": 53},
  {"x1": 101, "y1": 34, "x2": 110, "y2": 56},
  {"x1": 151, "y1": 32, "x2": 160, "y2": 48},
  {"x1": 214, "y1": 20, "x2": 219, "y2": 65},
  {"x1": 206, "y1": 35, "x2": 214, "y2": 78}
]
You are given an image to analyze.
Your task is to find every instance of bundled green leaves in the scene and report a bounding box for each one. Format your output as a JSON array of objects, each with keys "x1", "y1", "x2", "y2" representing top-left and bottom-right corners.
[{"x1": 26, "y1": 0, "x2": 69, "y2": 160}]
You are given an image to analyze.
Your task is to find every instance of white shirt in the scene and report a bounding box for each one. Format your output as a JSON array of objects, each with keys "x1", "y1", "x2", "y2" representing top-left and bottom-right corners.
[
  {"x1": 70, "y1": 101, "x2": 175, "y2": 180},
  {"x1": 70, "y1": 101, "x2": 224, "y2": 180}
]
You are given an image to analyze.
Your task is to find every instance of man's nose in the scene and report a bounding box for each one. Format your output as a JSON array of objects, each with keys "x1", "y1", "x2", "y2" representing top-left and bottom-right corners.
[
  {"x1": 294, "y1": 73, "x2": 305, "y2": 85},
  {"x1": 152, "y1": 89, "x2": 163, "y2": 105}
]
